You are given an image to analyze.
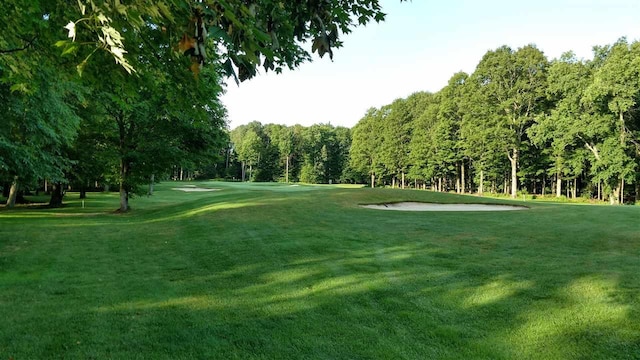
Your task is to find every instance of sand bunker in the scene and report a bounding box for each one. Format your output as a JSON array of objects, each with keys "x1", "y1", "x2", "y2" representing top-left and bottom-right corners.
[
  {"x1": 172, "y1": 187, "x2": 220, "y2": 192},
  {"x1": 361, "y1": 202, "x2": 528, "y2": 212}
]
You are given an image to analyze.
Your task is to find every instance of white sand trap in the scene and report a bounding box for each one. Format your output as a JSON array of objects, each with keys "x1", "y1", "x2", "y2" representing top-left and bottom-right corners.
[
  {"x1": 361, "y1": 202, "x2": 528, "y2": 212},
  {"x1": 172, "y1": 187, "x2": 221, "y2": 192}
]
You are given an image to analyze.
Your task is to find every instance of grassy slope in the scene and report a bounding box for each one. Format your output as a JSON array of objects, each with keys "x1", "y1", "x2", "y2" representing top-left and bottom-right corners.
[{"x1": 0, "y1": 182, "x2": 639, "y2": 359}]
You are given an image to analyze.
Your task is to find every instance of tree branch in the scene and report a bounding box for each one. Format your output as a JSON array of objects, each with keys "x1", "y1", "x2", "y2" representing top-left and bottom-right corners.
[
  {"x1": 0, "y1": 37, "x2": 37, "y2": 55},
  {"x1": 583, "y1": 141, "x2": 601, "y2": 161}
]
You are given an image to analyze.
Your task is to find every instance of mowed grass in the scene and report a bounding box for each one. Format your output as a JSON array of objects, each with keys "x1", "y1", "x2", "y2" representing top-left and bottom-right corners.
[{"x1": 1, "y1": 182, "x2": 639, "y2": 359}]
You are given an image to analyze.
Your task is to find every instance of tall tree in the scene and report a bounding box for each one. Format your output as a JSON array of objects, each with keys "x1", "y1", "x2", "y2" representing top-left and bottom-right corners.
[
  {"x1": 529, "y1": 52, "x2": 589, "y2": 197},
  {"x1": 1, "y1": 0, "x2": 84, "y2": 207},
  {"x1": 82, "y1": 21, "x2": 226, "y2": 211},
  {"x1": 0, "y1": 68, "x2": 81, "y2": 207},
  {"x1": 584, "y1": 38, "x2": 639, "y2": 203},
  {"x1": 350, "y1": 108, "x2": 384, "y2": 187},
  {"x1": 472, "y1": 45, "x2": 548, "y2": 198}
]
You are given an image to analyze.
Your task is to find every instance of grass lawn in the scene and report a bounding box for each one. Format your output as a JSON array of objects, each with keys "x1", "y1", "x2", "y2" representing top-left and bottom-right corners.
[{"x1": 1, "y1": 181, "x2": 639, "y2": 359}]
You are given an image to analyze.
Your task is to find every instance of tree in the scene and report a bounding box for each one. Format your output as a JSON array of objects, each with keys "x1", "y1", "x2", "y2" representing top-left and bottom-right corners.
[
  {"x1": 437, "y1": 74, "x2": 467, "y2": 193},
  {"x1": 459, "y1": 72, "x2": 506, "y2": 195},
  {"x1": 300, "y1": 124, "x2": 340, "y2": 184},
  {"x1": 529, "y1": 52, "x2": 588, "y2": 197},
  {"x1": 472, "y1": 45, "x2": 548, "y2": 198},
  {"x1": 584, "y1": 38, "x2": 639, "y2": 203},
  {"x1": 264, "y1": 124, "x2": 295, "y2": 182},
  {"x1": 80, "y1": 22, "x2": 226, "y2": 211},
  {"x1": 0, "y1": 68, "x2": 81, "y2": 208},
  {"x1": 380, "y1": 97, "x2": 417, "y2": 189},
  {"x1": 231, "y1": 122, "x2": 266, "y2": 181},
  {"x1": 350, "y1": 108, "x2": 384, "y2": 187},
  {"x1": 1, "y1": 0, "x2": 85, "y2": 207}
]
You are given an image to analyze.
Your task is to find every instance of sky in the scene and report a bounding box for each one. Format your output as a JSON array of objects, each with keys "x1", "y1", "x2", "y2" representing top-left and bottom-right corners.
[{"x1": 220, "y1": 0, "x2": 640, "y2": 130}]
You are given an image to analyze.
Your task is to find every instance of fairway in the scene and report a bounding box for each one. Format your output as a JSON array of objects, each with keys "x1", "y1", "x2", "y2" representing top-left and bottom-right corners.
[{"x1": 1, "y1": 182, "x2": 639, "y2": 359}]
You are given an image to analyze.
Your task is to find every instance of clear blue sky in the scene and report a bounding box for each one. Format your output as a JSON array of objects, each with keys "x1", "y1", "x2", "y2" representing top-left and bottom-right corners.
[{"x1": 221, "y1": 0, "x2": 640, "y2": 130}]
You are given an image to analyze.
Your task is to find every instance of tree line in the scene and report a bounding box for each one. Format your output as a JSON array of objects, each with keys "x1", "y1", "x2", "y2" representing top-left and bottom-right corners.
[
  {"x1": 228, "y1": 39, "x2": 640, "y2": 205},
  {"x1": 349, "y1": 39, "x2": 640, "y2": 204},
  {"x1": 1, "y1": 0, "x2": 393, "y2": 211},
  {"x1": 226, "y1": 122, "x2": 352, "y2": 184},
  {"x1": 1, "y1": 2, "x2": 228, "y2": 212},
  {"x1": 3, "y1": 1, "x2": 637, "y2": 208}
]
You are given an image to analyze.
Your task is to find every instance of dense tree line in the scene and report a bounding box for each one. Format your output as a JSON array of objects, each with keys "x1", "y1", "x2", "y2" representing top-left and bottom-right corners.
[
  {"x1": 1, "y1": 0, "x2": 393, "y2": 211},
  {"x1": 350, "y1": 39, "x2": 640, "y2": 204},
  {"x1": 227, "y1": 122, "x2": 353, "y2": 184},
  {"x1": 1, "y1": 1, "x2": 228, "y2": 211},
  {"x1": 4, "y1": 1, "x2": 637, "y2": 207}
]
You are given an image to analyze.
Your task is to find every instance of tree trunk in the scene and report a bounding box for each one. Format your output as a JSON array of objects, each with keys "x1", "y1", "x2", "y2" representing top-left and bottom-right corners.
[
  {"x1": 6, "y1": 176, "x2": 18, "y2": 208},
  {"x1": 597, "y1": 181, "x2": 601, "y2": 201},
  {"x1": 119, "y1": 160, "x2": 129, "y2": 212},
  {"x1": 572, "y1": 178, "x2": 577, "y2": 199},
  {"x1": 542, "y1": 174, "x2": 546, "y2": 196},
  {"x1": 509, "y1": 148, "x2": 518, "y2": 199},
  {"x1": 49, "y1": 183, "x2": 64, "y2": 207},
  {"x1": 392, "y1": 177, "x2": 395, "y2": 189},
  {"x1": 148, "y1": 174, "x2": 155, "y2": 195},
  {"x1": 371, "y1": 173, "x2": 375, "y2": 188},
  {"x1": 79, "y1": 185, "x2": 87, "y2": 199},
  {"x1": 556, "y1": 172, "x2": 562, "y2": 198},
  {"x1": 285, "y1": 155, "x2": 290, "y2": 183},
  {"x1": 461, "y1": 161, "x2": 466, "y2": 194},
  {"x1": 44, "y1": 179, "x2": 48, "y2": 193},
  {"x1": 401, "y1": 172, "x2": 405, "y2": 189},
  {"x1": 438, "y1": 177, "x2": 442, "y2": 192},
  {"x1": 241, "y1": 161, "x2": 246, "y2": 181},
  {"x1": 478, "y1": 170, "x2": 484, "y2": 195},
  {"x1": 119, "y1": 186, "x2": 129, "y2": 212},
  {"x1": 620, "y1": 178, "x2": 624, "y2": 204}
]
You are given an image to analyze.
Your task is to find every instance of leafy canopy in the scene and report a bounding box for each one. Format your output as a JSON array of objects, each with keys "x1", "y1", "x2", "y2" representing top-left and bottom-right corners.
[{"x1": 64, "y1": 0, "x2": 405, "y2": 82}]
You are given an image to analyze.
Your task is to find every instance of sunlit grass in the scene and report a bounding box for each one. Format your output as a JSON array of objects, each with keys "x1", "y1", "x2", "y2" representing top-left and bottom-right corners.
[{"x1": 0, "y1": 181, "x2": 639, "y2": 359}]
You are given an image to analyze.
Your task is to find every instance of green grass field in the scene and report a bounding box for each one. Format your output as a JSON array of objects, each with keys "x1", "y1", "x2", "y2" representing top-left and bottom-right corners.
[{"x1": 1, "y1": 182, "x2": 639, "y2": 359}]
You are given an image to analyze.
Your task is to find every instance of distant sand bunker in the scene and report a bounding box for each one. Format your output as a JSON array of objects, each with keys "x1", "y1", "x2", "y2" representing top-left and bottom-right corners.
[
  {"x1": 172, "y1": 187, "x2": 220, "y2": 192},
  {"x1": 361, "y1": 202, "x2": 528, "y2": 212}
]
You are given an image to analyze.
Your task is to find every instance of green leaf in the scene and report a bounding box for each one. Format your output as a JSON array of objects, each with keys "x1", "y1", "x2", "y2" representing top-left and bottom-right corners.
[
  {"x1": 10, "y1": 83, "x2": 28, "y2": 93},
  {"x1": 157, "y1": 2, "x2": 174, "y2": 21},
  {"x1": 208, "y1": 27, "x2": 232, "y2": 43},
  {"x1": 54, "y1": 40, "x2": 70, "y2": 48},
  {"x1": 223, "y1": 58, "x2": 239, "y2": 86},
  {"x1": 62, "y1": 44, "x2": 79, "y2": 56}
]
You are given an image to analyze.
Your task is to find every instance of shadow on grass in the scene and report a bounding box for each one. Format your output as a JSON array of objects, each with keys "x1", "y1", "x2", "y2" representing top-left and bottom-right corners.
[{"x1": 1, "y1": 187, "x2": 639, "y2": 359}]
